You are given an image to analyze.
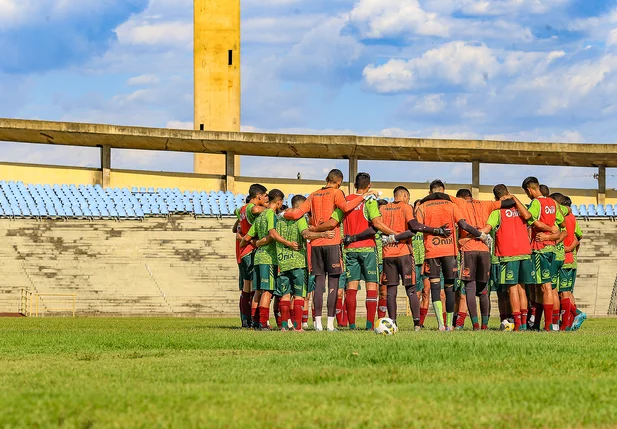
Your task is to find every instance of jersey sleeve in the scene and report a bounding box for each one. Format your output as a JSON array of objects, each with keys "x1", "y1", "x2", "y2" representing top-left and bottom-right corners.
[
  {"x1": 415, "y1": 205, "x2": 425, "y2": 223},
  {"x1": 266, "y1": 210, "x2": 276, "y2": 231},
  {"x1": 527, "y1": 199, "x2": 541, "y2": 223},
  {"x1": 333, "y1": 189, "x2": 348, "y2": 210},
  {"x1": 486, "y1": 210, "x2": 500, "y2": 229},
  {"x1": 296, "y1": 217, "x2": 309, "y2": 234},
  {"x1": 247, "y1": 224, "x2": 256, "y2": 238},
  {"x1": 297, "y1": 196, "x2": 312, "y2": 215},
  {"x1": 234, "y1": 207, "x2": 240, "y2": 219},
  {"x1": 575, "y1": 222, "x2": 583, "y2": 238},
  {"x1": 404, "y1": 204, "x2": 414, "y2": 222},
  {"x1": 486, "y1": 200, "x2": 501, "y2": 212},
  {"x1": 365, "y1": 199, "x2": 381, "y2": 221},
  {"x1": 330, "y1": 208, "x2": 344, "y2": 223},
  {"x1": 555, "y1": 204, "x2": 565, "y2": 225}
]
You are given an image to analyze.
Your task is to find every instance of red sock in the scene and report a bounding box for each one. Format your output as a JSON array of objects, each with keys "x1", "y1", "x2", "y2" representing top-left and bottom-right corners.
[
  {"x1": 280, "y1": 301, "x2": 291, "y2": 329},
  {"x1": 345, "y1": 289, "x2": 358, "y2": 327},
  {"x1": 342, "y1": 302, "x2": 348, "y2": 326},
  {"x1": 543, "y1": 304, "x2": 553, "y2": 331},
  {"x1": 521, "y1": 308, "x2": 528, "y2": 327},
  {"x1": 560, "y1": 299, "x2": 571, "y2": 331},
  {"x1": 420, "y1": 307, "x2": 428, "y2": 326},
  {"x1": 302, "y1": 309, "x2": 309, "y2": 324},
  {"x1": 312, "y1": 305, "x2": 316, "y2": 321},
  {"x1": 274, "y1": 304, "x2": 282, "y2": 329},
  {"x1": 336, "y1": 297, "x2": 346, "y2": 327},
  {"x1": 443, "y1": 312, "x2": 447, "y2": 326},
  {"x1": 377, "y1": 298, "x2": 387, "y2": 319},
  {"x1": 529, "y1": 301, "x2": 537, "y2": 318},
  {"x1": 253, "y1": 306, "x2": 259, "y2": 327},
  {"x1": 552, "y1": 308, "x2": 560, "y2": 326},
  {"x1": 456, "y1": 312, "x2": 467, "y2": 328},
  {"x1": 293, "y1": 300, "x2": 304, "y2": 330},
  {"x1": 241, "y1": 291, "x2": 251, "y2": 320},
  {"x1": 290, "y1": 304, "x2": 295, "y2": 324},
  {"x1": 366, "y1": 290, "x2": 378, "y2": 329},
  {"x1": 259, "y1": 306, "x2": 269, "y2": 328},
  {"x1": 513, "y1": 312, "x2": 521, "y2": 331}
]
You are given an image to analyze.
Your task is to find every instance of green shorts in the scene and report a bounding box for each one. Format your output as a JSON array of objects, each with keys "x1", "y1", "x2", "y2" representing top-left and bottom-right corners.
[
  {"x1": 276, "y1": 268, "x2": 308, "y2": 298},
  {"x1": 345, "y1": 251, "x2": 379, "y2": 283},
  {"x1": 551, "y1": 259, "x2": 565, "y2": 289},
  {"x1": 339, "y1": 271, "x2": 348, "y2": 290},
  {"x1": 532, "y1": 252, "x2": 554, "y2": 285},
  {"x1": 308, "y1": 274, "x2": 316, "y2": 294},
  {"x1": 254, "y1": 264, "x2": 277, "y2": 292},
  {"x1": 500, "y1": 258, "x2": 535, "y2": 286},
  {"x1": 488, "y1": 263, "x2": 501, "y2": 292},
  {"x1": 238, "y1": 253, "x2": 254, "y2": 290},
  {"x1": 454, "y1": 278, "x2": 465, "y2": 295},
  {"x1": 558, "y1": 268, "x2": 577, "y2": 293},
  {"x1": 414, "y1": 265, "x2": 425, "y2": 291}
]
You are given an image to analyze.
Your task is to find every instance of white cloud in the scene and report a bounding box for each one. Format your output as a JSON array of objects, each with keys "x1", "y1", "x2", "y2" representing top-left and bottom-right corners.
[
  {"x1": 454, "y1": 0, "x2": 568, "y2": 16},
  {"x1": 167, "y1": 120, "x2": 193, "y2": 130},
  {"x1": 127, "y1": 74, "x2": 160, "y2": 86},
  {"x1": 349, "y1": 0, "x2": 449, "y2": 38},
  {"x1": 608, "y1": 29, "x2": 617, "y2": 47},
  {"x1": 115, "y1": 20, "x2": 191, "y2": 47},
  {"x1": 363, "y1": 41, "x2": 499, "y2": 92}
]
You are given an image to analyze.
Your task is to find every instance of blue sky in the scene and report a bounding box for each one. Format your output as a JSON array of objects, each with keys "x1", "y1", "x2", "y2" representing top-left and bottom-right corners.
[{"x1": 1, "y1": 0, "x2": 616, "y2": 190}]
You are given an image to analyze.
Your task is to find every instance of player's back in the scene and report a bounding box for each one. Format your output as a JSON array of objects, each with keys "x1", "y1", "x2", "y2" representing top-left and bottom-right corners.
[
  {"x1": 380, "y1": 202, "x2": 413, "y2": 258},
  {"x1": 531, "y1": 197, "x2": 558, "y2": 250},
  {"x1": 308, "y1": 187, "x2": 344, "y2": 247},
  {"x1": 253, "y1": 209, "x2": 277, "y2": 265},
  {"x1": 415, "y1": 199, "x2": 461, "y2": 259},
  {"x1": 452, "y1": 197, "x2": 499, "y2": 252},
  {"x1": 276, "y1": 218, "x2": 307, "y2": 272}
]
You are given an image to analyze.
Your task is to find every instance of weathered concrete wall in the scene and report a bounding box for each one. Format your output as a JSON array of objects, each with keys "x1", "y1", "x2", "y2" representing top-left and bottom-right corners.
[{"x1": 0, "y1": 217, "x2": 614, "y2": 317}]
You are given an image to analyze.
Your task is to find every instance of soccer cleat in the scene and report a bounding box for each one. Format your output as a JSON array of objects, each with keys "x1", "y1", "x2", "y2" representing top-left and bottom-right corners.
[
  {"x1": 445, "y1": 326, "x2": 454, "y2": 332},
  {"x1": 439, "y1": 326, "x2": 446, "y2": 332},
  {"x1": 280, "y1": 327, "x2": 289, "y2": 332},
  {"x1": 241, "y1": 320, "x2": 250, "y2": 329},
  {"x1": 327, "y1": 327, "x2": 339, "y2": 332},
  {"x1": 259, "y1": 326, "x2": 272, "y2": 331},
  {"x1": 315, "y1": 326, "x2": 323, "y2": 332},
  {"x1": 455, "y1": 325, "x2": 464, "y2": 331},
  {"x1": 294, "y1": 328, "x2": 305, "y2": 333},
  {"x1": 414, "y1": 326, "x2": 422, "y2": 332},
  {"x1": 572, "y1": 312, "x2": 587, "y2": 330},
  {"x1": 302, "y1": 323, "x2": 309, "y2": 330}
]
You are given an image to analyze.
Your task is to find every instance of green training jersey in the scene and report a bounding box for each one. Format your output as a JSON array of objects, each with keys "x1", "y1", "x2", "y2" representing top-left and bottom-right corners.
[
  {"x1": 554, "y1": 205, "x2": 569, "y2": 261},
  {"x1": 412, "y1": 232, "x2": 425, "y2": 266},
  {"x1": 486, "y1": 210, "x2": 530, "y2": 263},
  {"x1": 235, "y1": 203, "x2": 259, "y2": 224},
  {"x1": 276, "y1": 217, "x2": 309, "y2": 272},
  {"x1": 248, "y1": 208, "x2": 277, "y2": 266}
]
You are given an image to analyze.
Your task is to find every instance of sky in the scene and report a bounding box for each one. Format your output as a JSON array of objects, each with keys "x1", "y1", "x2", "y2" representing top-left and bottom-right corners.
[{"x1": 1, "y1": 0, "x2": 616, "y2": 190}]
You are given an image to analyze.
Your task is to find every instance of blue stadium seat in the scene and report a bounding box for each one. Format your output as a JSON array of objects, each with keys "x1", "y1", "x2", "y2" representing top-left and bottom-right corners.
[
  {"x1": 606, "y1": 205, "x2": 615, "y2": 217},
  {"x1": 194, "y1": 205, "x2": 203, "y2": 216},
  {"x1": 160, "y1": 206, "x2": 169, "y2": 216},
  {"x1": 579, "y1": 205, "x2": 588, "y2": 217},
  {"x1": 134, "y1": 207, "x2": 144, "y2": 218},
  {"x1": 598, "y1": 204, "x2": 606, "y2": 216},
  {"x1": 139, "y1": 187, "x2": 146, "y2": 193},
  {"x1": 91, "y1": 207, "x2": 101, "y2": 218},
  {"x1": 571, "y1": 205, "x2": 579, "y2": 216},
  {"x1": 588, "y1": 205, "x2": 597, "y2": 216},
  {"x1": 131, "y1": 187, "x2": 138, "y2": 193}
]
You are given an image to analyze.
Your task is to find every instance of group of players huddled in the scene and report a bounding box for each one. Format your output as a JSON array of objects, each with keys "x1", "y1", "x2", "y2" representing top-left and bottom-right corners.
[{"x1": 233, "y1": 169, "x2": 587, "y2": 332}]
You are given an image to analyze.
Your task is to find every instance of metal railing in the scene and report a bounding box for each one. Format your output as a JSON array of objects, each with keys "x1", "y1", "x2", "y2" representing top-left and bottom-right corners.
[
  {"x1": 608, "y1": 275, "x2": 617, "y2": 316},
  {"x1": 20, "y1": 289, "x2": 76, "y2": 317}
]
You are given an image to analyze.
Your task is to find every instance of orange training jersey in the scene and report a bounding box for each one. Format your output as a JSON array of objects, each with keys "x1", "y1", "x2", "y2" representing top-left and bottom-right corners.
[
  {"x1": 379, "y1": 202, "x2": 414, "y2": 259},
  {"x1": 297, "y1": 187, "x2": 347, "y2": 247},
  {"x1": 415, "y1": 199, "x2": 464, "y2": 259},
  {"x1": 451, "y1": 196, "x2": 500, "y2": 252}
]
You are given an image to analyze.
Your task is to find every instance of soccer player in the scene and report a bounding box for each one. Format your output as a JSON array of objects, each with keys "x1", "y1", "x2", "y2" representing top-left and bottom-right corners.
[
  {"x1": 240, "y1": 189, "x2": 298, "y2": 330},
  {"x1": 522, "y1": 177, "x2": 565, "y2": 331},
  {"x1": 380, "y1": 186, "x2": 451, "y2": 329},
  {"x1": 411, "y1": 200, "x2": 430, "y2": 327},
  {"x1": 415, "y1": 180, "x2": 491, "y2": 331},
  {"x1": 449, "y1": 188, "x2": 515, "y2": 330},
  {"x1": 283, "y1": 169, "x2": 376, "y2": 331},
  {"x1": 275, "y1": 195, "x2": 335, "y2": 331},
  {"x1": 234, "y1": 184, "x2": 267, "y2": 328},
  {"x1": 341, "y1": 173, "x2": 398, "y2": 330},
  {"x1": 481, "y1": 184, "x2": 534, "y2": 331}
]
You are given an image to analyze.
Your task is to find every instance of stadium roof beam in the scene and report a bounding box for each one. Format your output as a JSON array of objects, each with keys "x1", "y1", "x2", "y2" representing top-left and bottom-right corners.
[{"x1": 1, "y1": 118, "x2": 616, "y2": 168}]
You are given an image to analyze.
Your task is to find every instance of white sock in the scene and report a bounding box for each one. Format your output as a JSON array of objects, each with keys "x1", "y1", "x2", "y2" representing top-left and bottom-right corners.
[
  {"x1": 327, "y1": 316, "x2": 335, "y2": 330},
  {"x1": 315, "y1": 316, "x2": 323, "y2": 330},
  {"x1": 288, "y1": 319, "x2": 294, "y2": 329}
]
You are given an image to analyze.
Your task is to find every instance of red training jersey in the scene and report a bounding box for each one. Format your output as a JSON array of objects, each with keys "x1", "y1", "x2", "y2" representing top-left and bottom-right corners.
[
  {"x1": 344, "y1": 195, "x2": 375, "y2": 249},
  {"x1": 564, "y1": 213, "x2": 577, "y2": 264},
  {"x1": 495, "y1": 207, "x2": 532, "y2": 257},
  {"x1": 237, "y1": 205, "x2": 256, "y2": 263},
  {"x1": 531, "y1": 197, "x2": 557, "y2": 251}
]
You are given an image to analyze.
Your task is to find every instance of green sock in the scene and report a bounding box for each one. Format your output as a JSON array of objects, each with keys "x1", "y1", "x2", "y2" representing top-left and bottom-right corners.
[
  {"x1": 349, "y1": 324, "x2": 356, "y2": 330},
  {"x1": 282, "y1": 321, "x2": 288, "y2": 329},
  {"x1": 482, "y1": 315, "x2": 489, "y2": 326},
  {"x1": 576, "y1": 309, "x2": 582, "y2": 316},
  {"x1": 366, "y1": 321, "x2": 373, "y2": 330},
  {"x1": 446, "y1": 312, "x2": 453, "y2": 327},
  {"x1": 471, "y1": 316, "x2": 479, "y2": 325},
  {"x1": 433, "y1": 301, "x2": 444, "y2": 328},
  {"x1": 520, "y1": 324, "x2": 527, "y2": 331}
]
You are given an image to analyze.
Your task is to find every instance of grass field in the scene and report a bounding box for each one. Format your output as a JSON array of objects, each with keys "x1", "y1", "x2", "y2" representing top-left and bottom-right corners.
[{"x1": 1, "y1": 317, "x2": 617, "y2": 428}]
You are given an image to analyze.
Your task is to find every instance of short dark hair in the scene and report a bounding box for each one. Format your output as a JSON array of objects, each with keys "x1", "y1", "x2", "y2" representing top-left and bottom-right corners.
[
  {"x1": 377, "y1": 199, "x2": 388, "y2": 207},
  {"x1": 550, "y1": 192, "x2": 566, "y2": 205},
  {"x1": 430, "y1": 179, "x2": 445, "y2": 193},
  {"x1": 540, "y1": 185, "x2": 550, "y2": 197},
  {"x1": 326, "y1": 169, "x2": 344, "y2": 183},
  {"x1": 245, "y1": 195, "x2": 251, "y2": 204},
  {"x1": 248, "y1": 184, "x2": 267, "y2": 199},
  {"x1": 493, "y1": 184, "x2": 509, "y2": 200},
  {"x1": 281, "y1": 204, "x2": 288, "y2": 211},
  {"x1": 355, "y1": 172, "x2": 371, "y2": 190},
  {"x1": 522, "y1": 176, "x2": 539, "y2": 191},
  {"x1": 413, "y1": 199, "x2": 421, "y2": 207},
  {"x1": 393, "y1": 186, "x2": 409, "y2": 197},
  {"x1": 268, "y1": 189, "x2": 284, "y2": 202},
  {"x1": 291, "y1": 194, "x2": 306, "y2": 208},
  {"x1": 456, "y1": 189, "x2": 472, "y2": 199},
  {"x1": 562, "y1": 196, "x2": 572, "y2": 207}
]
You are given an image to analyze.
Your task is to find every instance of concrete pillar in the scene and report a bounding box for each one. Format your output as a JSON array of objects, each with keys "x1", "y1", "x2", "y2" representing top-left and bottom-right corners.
[
  {"x1": 348, "y1": 156, "x2": 358, "y2": 195},
  {"x1": 101, "y1": 145, "x2": 111, "y2": 188},
  {"x1": 472, "y1": 161, "x2": 480, "y2": 200},
  {"x1": 598, "y1": 165, "x2": 606, "y2": 206},
  {"x1": 194, "y1": 0, "x2": 241, "y2": 179},
  {"x1": 225, "y1": 151, "x2": 236, "y2": 193}
]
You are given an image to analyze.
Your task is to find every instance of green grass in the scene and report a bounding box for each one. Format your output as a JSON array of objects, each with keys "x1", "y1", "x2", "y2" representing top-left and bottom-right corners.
[{"x1": 1, "y1": 318, "x2": 617, "y2": 428}]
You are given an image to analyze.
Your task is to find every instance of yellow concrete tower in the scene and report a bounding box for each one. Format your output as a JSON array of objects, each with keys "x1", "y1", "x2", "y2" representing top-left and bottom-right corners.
[{"x1": 193, "y1": 0, "x2": 241, "y2": 181}]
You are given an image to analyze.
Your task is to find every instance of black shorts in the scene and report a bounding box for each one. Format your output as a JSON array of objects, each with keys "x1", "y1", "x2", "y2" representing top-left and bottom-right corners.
[
  {"x1": 383, "y1": 255, "x2": 415, "y2": 287},
  {"x1": 311, "y1": 245, "x2": 343, "y2": 276},
  {"x1": 424, "y1": 256, "x2": 458, "y2": 281},
  {"x1": 460, "y1": 251, "x2": 491, "y2": 283}
]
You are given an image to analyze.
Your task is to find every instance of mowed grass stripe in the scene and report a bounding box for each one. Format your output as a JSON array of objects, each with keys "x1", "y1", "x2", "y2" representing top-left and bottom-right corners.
[{"x1": 0, "y1": 318, "x2": 616, "y2": 428}]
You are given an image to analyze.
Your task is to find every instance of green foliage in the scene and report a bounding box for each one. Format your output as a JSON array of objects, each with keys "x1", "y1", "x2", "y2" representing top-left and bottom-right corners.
[{"x1": 1, "y1": 318, "x2": 617, "y2": 428}]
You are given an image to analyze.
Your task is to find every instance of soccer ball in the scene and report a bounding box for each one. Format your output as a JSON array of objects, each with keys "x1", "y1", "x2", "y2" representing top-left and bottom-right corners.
[
  {"x1": 500, "y1": 319, "x2": 515, "y2": 331},
  {"x1": 375, "y1": 318, "x2": 397, "y2": 335}
]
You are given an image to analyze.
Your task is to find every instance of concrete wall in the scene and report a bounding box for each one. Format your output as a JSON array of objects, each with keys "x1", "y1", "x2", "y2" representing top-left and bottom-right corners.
[
  {"x1": 0, "y1": 217, "x2": 614, "y2": 318},
  {"x1": 1, "y1": 161, "x2": 615, "y2": 207}
]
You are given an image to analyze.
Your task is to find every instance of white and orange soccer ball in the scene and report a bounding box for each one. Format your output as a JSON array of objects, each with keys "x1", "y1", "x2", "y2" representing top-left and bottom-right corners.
[
  {"x1": 375, "y1": 318, "x2": 397, "y2": 335},
  {"x1": 500, "y1": 319, "x2": 515, "y2": 331}
]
